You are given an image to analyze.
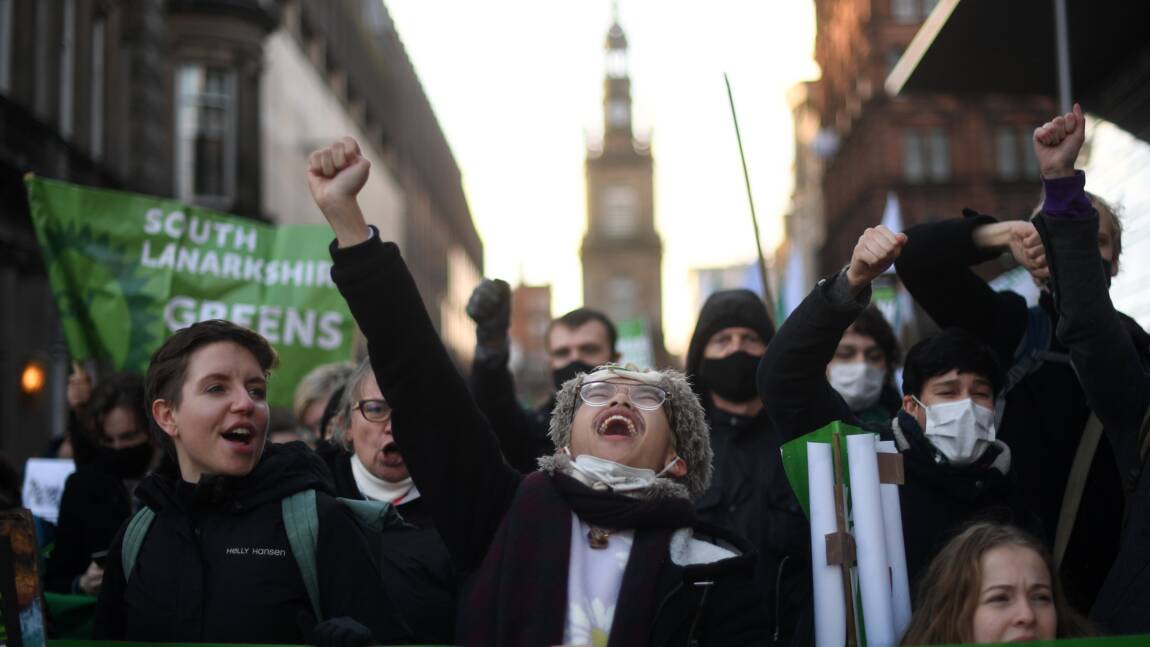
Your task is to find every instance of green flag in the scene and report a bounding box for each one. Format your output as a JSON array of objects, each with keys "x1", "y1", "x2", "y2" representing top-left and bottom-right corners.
[
  {"x1": 24, "y1": 175, "x2": 355, "y2": 407},
  {"x1": 780, "y1": 420, "x2": 868, "y2": 519}
]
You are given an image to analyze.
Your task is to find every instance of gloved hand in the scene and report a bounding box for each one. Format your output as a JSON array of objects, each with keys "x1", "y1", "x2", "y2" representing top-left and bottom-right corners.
[
  {"x1": 466, "y1": 278, "x2": 512, "y2": 347},
  {"x1": 311, "y1": 616, "x2": 375, "y2": 647}
]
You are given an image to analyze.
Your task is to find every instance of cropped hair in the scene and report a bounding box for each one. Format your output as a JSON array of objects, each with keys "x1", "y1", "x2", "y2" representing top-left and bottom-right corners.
[
  {"x1": 900, "y1": 522, "x2": 1093, "y2": 644},
  {"x1": 546, "y1": 308, "x2": 618, "y2": 355},
  {"x1": 901, "y1": 328, "x2": 1003, "y2": 399},
  {"x1": 145, "y1": 320, "x2": 277, "y2": 456}
]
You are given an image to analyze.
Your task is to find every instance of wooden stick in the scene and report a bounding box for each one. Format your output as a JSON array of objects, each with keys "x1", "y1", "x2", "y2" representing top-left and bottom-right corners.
[{"x1": 832, "y1": 432, "x2": 859, "y2": 647}]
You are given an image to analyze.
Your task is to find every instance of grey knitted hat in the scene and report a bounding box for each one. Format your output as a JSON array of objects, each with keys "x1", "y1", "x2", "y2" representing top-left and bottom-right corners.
[{"x1": 539, "y1": 364, "x2": 713, "y2": 500}]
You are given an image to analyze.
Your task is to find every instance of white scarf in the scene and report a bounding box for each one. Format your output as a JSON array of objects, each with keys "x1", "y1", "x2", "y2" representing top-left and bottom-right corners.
[{"x1": 350, "y1": 453, "x2": 419, "y2": 504}]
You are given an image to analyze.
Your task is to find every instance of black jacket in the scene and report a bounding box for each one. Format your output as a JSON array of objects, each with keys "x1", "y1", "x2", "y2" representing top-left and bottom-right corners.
[
  {"x1": 895, "y1": 212, "x2": 1137, "y2": 608},
  {"x1": 469, "y1": 349, "x2": 556, "y2": 473},
  {"x1": 94, "y1": 442, "x2": 407, "y2": 644},
  {"x1": 314, "y1": 441, "x2": 458, "y2": 644},
  {"x1": 330, "y1": 231, "x2": 767, "y2": 646},
  {"x1": 1033, "y1": 209, "x2": 1150, "y2": 634},
  {"x1": 46, "y1": 469, "x2": 133, "y2": 593},
  {"x1": 758, "y1": 274, "x2": 1030, "y2": 588}
]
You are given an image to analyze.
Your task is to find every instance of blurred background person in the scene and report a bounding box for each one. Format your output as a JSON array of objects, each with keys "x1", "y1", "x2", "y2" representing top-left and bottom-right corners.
[
  {"x1": 47, "y1": 373, "x2": 154, "y2": 595},
  {"x1": 292, "y1": 361, "x2": 356, "y2": 447},
  {"x1": 826, "y1": 305, "x2": 903, "y2": 424}
]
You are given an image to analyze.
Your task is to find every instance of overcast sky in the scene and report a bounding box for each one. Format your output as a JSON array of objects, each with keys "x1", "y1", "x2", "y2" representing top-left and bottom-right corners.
[{"x1": 385, "y1": 0, "x2": 819, "y2": 354}]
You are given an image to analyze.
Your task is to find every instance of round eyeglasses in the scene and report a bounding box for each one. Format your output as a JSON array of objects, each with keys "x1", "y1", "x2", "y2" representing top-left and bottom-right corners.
[
  {"x1": 578, "y1": 381, "x2": 670, "y2": 411},
  {"x1": 354, "y1": 399, "x2": 392, "y2": 422}
]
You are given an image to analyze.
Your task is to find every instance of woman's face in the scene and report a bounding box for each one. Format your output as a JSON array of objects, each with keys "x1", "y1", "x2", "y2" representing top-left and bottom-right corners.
[
  {"x1": 971, "y1": 545, "x2": 1057, "y2": 643},
  {"x1": 101, "y1": 405, "x2": 149, "y2": 450},
  {"x1": 152, "y1": 341, "x2": 269, "y2": 482},
  {"x1": 348, "y1": 373, "x2": 408, "y2": 483}
]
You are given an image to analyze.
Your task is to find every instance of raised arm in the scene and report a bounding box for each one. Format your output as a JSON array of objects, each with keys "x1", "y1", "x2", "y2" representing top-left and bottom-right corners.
[
  {"x1": 1030, "y1": 104, "x2": 1150, "y2": 478},
  {"x1": 895, "y1": 210, "x2": 1038, "y2": 363},
  {"x1": 308, "y1": 137, "x2": 521, "y2": 573},
  {"x1": 466, "y1": 278, "x2": 547, "y2": 472},
  {"x1": 759, "y1": 226, "x2": 905, "y2": 439}
]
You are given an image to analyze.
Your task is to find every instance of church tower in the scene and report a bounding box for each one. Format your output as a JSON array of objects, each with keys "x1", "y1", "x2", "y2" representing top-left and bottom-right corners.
[{"x1": 581, "y1": 14, "x2": 667, "y2": 367}]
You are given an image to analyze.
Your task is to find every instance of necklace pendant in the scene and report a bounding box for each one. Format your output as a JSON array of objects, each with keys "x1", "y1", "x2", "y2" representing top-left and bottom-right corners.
[{"x1": 587, "y1": 527, "x2": 610, "y2": 549}]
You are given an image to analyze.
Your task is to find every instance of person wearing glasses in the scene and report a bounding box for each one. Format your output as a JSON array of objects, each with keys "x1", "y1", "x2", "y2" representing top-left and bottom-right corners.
[
  {"x1": 320, "y1": 358, "x2": 458, "y2": 645},
  {"x1": 307, "y1": 136, "x2": 767, "y2": 646}
]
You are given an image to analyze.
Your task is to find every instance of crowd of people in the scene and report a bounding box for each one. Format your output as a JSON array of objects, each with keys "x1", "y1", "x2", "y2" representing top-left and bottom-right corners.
[{"x1": 27, "y1": 103, "x2": 1150, "y2": 646}]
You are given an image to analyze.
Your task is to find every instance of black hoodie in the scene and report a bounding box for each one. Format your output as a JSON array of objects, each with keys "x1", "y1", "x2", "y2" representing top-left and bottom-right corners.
[{"x1": 94, "y1": 442, "x2": 409, "y2": 644}]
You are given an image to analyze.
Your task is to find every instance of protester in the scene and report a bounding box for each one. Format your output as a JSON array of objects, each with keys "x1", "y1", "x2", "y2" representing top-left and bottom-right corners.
[
  {"x1": 94, "y1": 320, "x2": 407, "y2": 646},
  {"x1": 1025, "y1": 104, "x2": 1150, "y2": 634},
  {"x1": 893, "y1": 110, "x2": 1148, "y2": 608},
  {"x1": 317, "y1": 358, "x2": 457, "y2": 644},
  {"x1": 900, "y1": 522, "x2": 1092, "y2": 644},
  {"x1": 309, "y1": 136, "x2": 766, "y2": 646},
  {"x1": 47, "y1": 373, "x2": 154, "y2": 595},
  {"x1": 468, "y1": 277, "x2": 619, "y2": 472},
  {"x1": 827, "y1": 305, "x2": 902, "y2": 423},
  {"x1": 684, "y1": 289, "x2": 806, "y2": 644},
  {"x1": 294, "y1": 362, "x2": 356, "y2": 445},
  {"x1": 759, "y1": 224, "x2": 1033, "y2": 585}
]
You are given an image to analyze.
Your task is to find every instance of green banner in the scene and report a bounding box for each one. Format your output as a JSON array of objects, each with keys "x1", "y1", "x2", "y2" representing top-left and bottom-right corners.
[
  {"x1": 24, "y1": 175, "x2": 355, "y2": 407},
  {"x1": 780, "y1": 420, "x2": 868, "y2": 520}
]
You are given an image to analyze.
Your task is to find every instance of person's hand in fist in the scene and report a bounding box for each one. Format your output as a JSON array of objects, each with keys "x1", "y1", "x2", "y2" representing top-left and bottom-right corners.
[
  {"x1": 307, "y1": 137, "x2": 371, "y2": 247},
  {"x1": 1033, "y1": 103, "x2": 1085, "y2": 180},
  {"x1": 845, "y1": 225, "x2": 907, "y2": 295},
  {"x1": 467, "y1": 279, "x2": 512, "y2": 348}
]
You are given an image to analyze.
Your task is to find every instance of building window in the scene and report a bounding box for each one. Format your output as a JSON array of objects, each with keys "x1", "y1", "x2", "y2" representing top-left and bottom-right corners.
[
  {"x1": 904, "y1": 127, "x2": 950, "y2": 183},
  {"x1": 0, "y1": 0, "x2": 11, "y2": 93},
  {"x1": 926, "y1": 127, "x2": 950, "y2": 181},
  {"x1": 996, "y1": 126, "x2": 1040, "y2": 180},
  {"x1": 89, "y1": 15, "x2": 105, "y2": 159},
  {"x1": 59, "y1": 0, "x2": 75, "y2": 138},
  {"x1": 892, "y1": 0, "x2": 937, "y2": 22},
  {"x1": 886, "y1": 47, "x2": 905, "y2": 77},
  {"x1": 175, "y1": 64, "x2": 236, "y2": 206},
  {"x1": 601, "y1": 185, "x2": 638, "y2": 238}
]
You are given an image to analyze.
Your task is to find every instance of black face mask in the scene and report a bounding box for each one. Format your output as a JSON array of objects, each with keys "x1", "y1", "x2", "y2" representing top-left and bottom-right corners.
[
  {"x1": 553, "y1": 360, "x2": 597, "y2": 391},
  {"x1": 699, "y1": 351, "x2": 760, "y2": 403},
  {"x1": 93, "y1": 442, "x2": 155, "y2": 479}
]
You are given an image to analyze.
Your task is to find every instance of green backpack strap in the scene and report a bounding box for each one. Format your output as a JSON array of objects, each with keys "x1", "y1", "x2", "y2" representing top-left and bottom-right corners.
[
  {"x1": 121, "y1": 507, "x2": 156, "y2": 581},
  {"x1": 335, "y1": 497, "x2": 405, "y2": 533},
  {"x1": 282, "y1": 490, "x2": 322, "y2": 622}
]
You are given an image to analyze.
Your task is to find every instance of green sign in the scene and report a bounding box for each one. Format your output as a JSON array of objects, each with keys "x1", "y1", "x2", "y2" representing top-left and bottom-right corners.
[{"x1": 24, "y1": 175, "x2": 355, "y2": 407}]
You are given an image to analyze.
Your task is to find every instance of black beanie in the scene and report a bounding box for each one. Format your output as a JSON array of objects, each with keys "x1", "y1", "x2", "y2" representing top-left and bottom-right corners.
[{"x1": 685, "y1": 289, "x2": 775, "y2": 394}]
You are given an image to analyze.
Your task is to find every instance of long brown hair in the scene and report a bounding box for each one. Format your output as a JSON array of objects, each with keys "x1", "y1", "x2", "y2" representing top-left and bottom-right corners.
[{"x1": 900, "y1": 523, "x2": 1093, "y2": 645}]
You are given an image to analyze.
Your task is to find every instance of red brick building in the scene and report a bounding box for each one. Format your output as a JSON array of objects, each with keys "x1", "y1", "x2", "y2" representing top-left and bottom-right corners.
[{"x1": 809, "y1": 0, "x2": 1056, "y2": 276}]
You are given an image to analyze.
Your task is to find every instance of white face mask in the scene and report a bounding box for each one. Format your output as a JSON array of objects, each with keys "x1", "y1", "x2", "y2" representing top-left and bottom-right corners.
[
  {"x1": 913, "y1": 397, "x2": 996, "y2": 466},
  {"x1": 828, "y1": 361, "x2": 886, "y2": 412},
  {"x1": 565, "y1": 449, "x2": 681, "y2": 493}
]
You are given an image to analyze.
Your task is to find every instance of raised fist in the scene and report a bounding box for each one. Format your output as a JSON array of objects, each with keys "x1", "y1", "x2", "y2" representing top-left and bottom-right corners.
[
  {"x1": 1033, "y1": 103, "x2": 1085, "y2": 180},
  {"x1": 846, "y1": 225, "x2": 907, "y2": 293},
  {"x1": 307, "y1": 136, "x2": 371, "y2": 213},
  {"x1": 467, "y1": 278, "x2": 512, "y2": 346}
]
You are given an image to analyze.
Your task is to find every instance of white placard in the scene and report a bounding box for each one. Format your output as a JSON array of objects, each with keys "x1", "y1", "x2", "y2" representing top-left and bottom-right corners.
[
  {"x1": 847, "y1": 433, "x2": 896, "y2": 647},
  {"x1": 808, "y1": 442, "x2": 847, "y2": 647},
  {"x1": 22, "y1": 458, "x2": 76, "y2": 525},
  {"x1": 877, "y1": 439, "x2": 912, "y2": 640}
]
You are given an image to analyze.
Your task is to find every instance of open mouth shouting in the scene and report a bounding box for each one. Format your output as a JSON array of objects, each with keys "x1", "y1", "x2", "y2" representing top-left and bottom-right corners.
[
  {"x1": 220, "y1": 423, "x2": 260, "y2": 454},
  {"x1": 593, "y1": 406, "x2": 644, "y2": 441},
  {"x1": 379, "y1": 439, "x2": 405, "y2": 468}
]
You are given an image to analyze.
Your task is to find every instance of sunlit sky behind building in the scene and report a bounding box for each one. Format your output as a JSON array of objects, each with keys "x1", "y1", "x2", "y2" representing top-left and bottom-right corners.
[{"x1": 385, "y1": 1, "x2": 820, "y2": 356}]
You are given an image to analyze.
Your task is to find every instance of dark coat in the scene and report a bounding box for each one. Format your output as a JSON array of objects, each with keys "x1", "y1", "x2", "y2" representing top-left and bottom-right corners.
[
  {"x1": 685, "y1": 290, "x2": 804, "y2": 644},
  {"x1": 1033, "y1": 209, "x2": 1150, "y2": 634},
  {"x1": 895, "y1": 211, "x2": 1141, "y2": 608},
  {"x1": 313, "y1": 441, "x2": 458, "y2": 644},
  {"x1": 469, "y1": 350, "x2": 556, "y2": 473},
  {"x1": 757, "y1": 275, "x2": 1031, "y2": 589},
  {"x1": 329, "y1": 231, "x2": 768, "y2": 646},
  {"x1": 46, "y1": 469, "x2": 132, "y2": 593},
  {"x1": 94, "y1": 442, "x2": 407, "y2": 645}
]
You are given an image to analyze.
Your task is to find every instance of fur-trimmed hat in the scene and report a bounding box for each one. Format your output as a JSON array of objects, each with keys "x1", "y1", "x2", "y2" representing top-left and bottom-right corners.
[{"x1": 541, "y1": 364, "x2": 713, "y2": 500}]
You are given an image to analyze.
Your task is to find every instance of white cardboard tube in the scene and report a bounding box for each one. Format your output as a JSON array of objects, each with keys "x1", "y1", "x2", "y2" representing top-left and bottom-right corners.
[
  {"x1": 847, "y1": 433, "x2": 896, "y2": 647},
  {"x1": 877, "y1": 439, "x2": 912, "y2": 640},
  {"x1": 808, "y1": 442, "x2": 846, "y2": 647}
]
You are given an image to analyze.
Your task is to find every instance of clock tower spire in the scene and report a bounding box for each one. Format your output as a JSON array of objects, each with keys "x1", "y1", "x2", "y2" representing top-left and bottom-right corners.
[{"x1": 580, "y1": 10, "x2": 669, "y2": 368}]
